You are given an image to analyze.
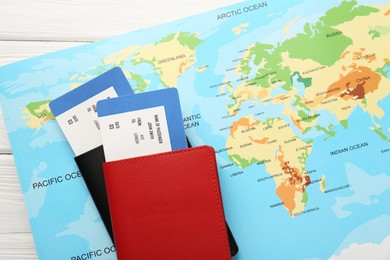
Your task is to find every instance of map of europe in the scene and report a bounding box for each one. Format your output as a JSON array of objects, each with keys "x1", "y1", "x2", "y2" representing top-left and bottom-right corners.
[{"x1": 1, "y1": 0, "x2": 390, "y2": 259}]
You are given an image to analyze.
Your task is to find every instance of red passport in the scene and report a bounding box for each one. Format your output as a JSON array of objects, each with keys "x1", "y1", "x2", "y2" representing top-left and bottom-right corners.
[{"x1": 103, "y1": 146, "x2": 231, "y2": 260}]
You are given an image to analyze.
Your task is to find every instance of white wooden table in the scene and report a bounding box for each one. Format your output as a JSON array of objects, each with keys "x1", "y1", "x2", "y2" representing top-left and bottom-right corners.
[{"x1": 0, "y1": 1, "x2": 242, "y2": 258}]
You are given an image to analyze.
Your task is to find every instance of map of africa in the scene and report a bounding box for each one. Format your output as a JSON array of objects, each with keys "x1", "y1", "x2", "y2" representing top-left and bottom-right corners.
[{"x1": 1, "y1": 1, "x2": 390, "y2": 259}]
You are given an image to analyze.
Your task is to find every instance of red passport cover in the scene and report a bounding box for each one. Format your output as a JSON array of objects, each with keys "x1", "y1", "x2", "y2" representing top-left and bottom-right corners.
[{"x1": 103, "y1": 146, "x2": 231, "y2": 260}]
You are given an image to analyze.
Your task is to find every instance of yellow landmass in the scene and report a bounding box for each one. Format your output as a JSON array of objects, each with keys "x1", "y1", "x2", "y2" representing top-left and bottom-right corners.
[
  {"x1": 320, "y1": 175, "x2": 326, "y2": 193},
  {"x1": 22, "y1": 103, "x2": 53, "y2": 134},
  {"x1": 227, "y1": 116, "x2": 312, "y2": 216},
  {"x1": 279, "y1": 5, "x2": 390, "y2": 124},
  {"x1": 69, "y1": 74, "x2": 78, "y2": 81},
  {"x1": 334, "y1": 7, "x2": 390, "y2": 123},
  {"x1": 196, "y1": 65, "x2": 209, "y2": 72},
  {"x1": 132, "y1": 33, "x2": 198, "y2": 87},
  {"x1": 219, "y1": 86, "x2": 225, "y2": 94},
  {"x1": 69, "y1": 71, "x2": 93, "y2": 90},
  {"x1": 232, "y1": 23, "x2": 250, "y2": 35},
  {"x1": 103, "y1": 45, "x2": 140, "y2": 66},
  {"x1": 70, "y1": 82, "x2": 82, "y2": 90},
  {"x1": 227, "y1": 83, "x2": 268, "y2": 116},
  {"x1": 284, "y1": 16, "x2": 301, "y2": 35}
]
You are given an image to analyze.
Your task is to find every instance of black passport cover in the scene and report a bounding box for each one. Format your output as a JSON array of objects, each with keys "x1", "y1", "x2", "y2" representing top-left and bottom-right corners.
[
  {"x1": 187, "y1": 138, "x2": 239, "y2": 256},
  {"x1": 74, "y1": 145, "x2": 114, "y2": 242},
  {"x1": 74, "y1": 142, "x2": 238, "y2": 256}
]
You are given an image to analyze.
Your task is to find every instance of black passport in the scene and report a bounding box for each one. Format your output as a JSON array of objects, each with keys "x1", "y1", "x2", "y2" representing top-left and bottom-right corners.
[
  {"x1": 74, "y1": 145, "x2": 114, "y2": 241},
  {"x1": 75, "y1": 141, "x2": 238, "y2": 256}
]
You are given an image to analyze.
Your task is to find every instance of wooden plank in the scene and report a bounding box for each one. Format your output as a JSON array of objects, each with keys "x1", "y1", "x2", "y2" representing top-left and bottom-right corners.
[
  {"x1": 0, "y1": 155, "x2": 37, "y2": 258},
  {"x1": 0, "y1": 233, "x2": 37, "y2": 259},
  {"x1": 0, "y1": 108, "x2": 11, "y2": 154},
  {"x1": 0, "y1": 0, "x2": 243, "y2": 41},
  {"x1": 0, "y1": 155, "x2": 31, "y2": 233}
]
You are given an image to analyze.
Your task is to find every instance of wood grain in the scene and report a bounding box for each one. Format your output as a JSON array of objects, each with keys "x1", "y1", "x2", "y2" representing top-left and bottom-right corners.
[
  {"x1": 0, "y1": 155, "x2": 37, "y2": 258},
  {"x1": 0, "y1": 155, "x2": 31, "y2": 233},
  {"x1": 0, "y1": 0, "x2": 242, "y2": 41},
  {"x1": 0, "y1": 108, "x2": 11, "y2": 154},
  {"x1": 0, "y1": 233, "x2": 37, "y2": 259},
  {"x1": 0, "y1": 1, "x2": 243, "y2": 259}
]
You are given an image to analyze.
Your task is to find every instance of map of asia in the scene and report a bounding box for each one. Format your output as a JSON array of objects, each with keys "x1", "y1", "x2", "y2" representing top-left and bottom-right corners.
[{"x1": 1, "y1": 0, "x2": 390, "y2": 259}]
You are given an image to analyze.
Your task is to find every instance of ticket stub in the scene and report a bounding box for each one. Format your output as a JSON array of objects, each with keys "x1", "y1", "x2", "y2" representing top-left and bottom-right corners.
[{"x1": 97, "y1": 88, "x2": 187, "y2": 162}]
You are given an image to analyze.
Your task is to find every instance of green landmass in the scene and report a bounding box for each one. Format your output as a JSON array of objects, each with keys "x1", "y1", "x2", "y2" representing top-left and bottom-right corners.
[
  {"x1": 131, "y1": 73, "x2": 149, "y2": 92},
  {"x1": 176, "y1": 32, "x2": 203, "y2": 50},
  {"x1": 265, "y1": 117, "x2": 279, "y2": 127},
  {"x1": 228, "y1": 154, "x2": 258, "y2": 168},
  {"x1": 374, "y1": 128, "x2": 390, "y2": 142},
  {"x1": 301, "y1": 191, "x2": 308, "y2": 204},
  {"x1": 368, "y1": 29, "x2": 381, "y2": 40},
  {"x1": 297, "y1": 110, "x2": 318, "y2": 123},
  {"x1": 340, "y1": 120, "x2": 348, "y2": 129},
  {"x1": 157, "y1": 33, "x2": 175, "y2": 44},
  {"x1": 242, "y1": 43, "x2": 292, "y2": 90},
  {"x1": 280, "y1": 23, "x2": 352, "y2": 67},
  {"x1": 319, "y1": 0, "x2": 379, "y2": 26},
  {"x1": 362, "y1": 98, "x2": 367, "y2": 107},
  {"x1": 236, "y1": 0, "x2": 378, "y2": 101},
  {"x1": 132, "y1": 56, "x2": 158, "y2": 69},
  {"x1": 316, "y1": 124, "x2": 336, "y2": 140},
  {"x1": 368, "y1": 26, "x2": 390, "y2": 40},
  {"x1": 281, "y1": 0, "x2": 378, "y2": 66},
  {"x1": 376, "y1": 62, "x2": 390, "y2": 78},
  {"x1": 303, "y1": 127, "x2": 312, "y2": 134},
  {"x1": 227, "y1": 95, "x2": 238, "y2": 110},
  {"x1": 26, "y1": 100, "x2": 54, "y2": 118},
  {"x1": 293, "y1": 96, "x2": 310, "y2": 111},
  {"x1": 239, "y1": 58, "x2": 252, "y2": 75},
  {"x1": 291, "y1": 72, "x2": 312, "y2": 88},
  {"x1": 298, "y1": 150, "x2": 309, "y2": 164}
]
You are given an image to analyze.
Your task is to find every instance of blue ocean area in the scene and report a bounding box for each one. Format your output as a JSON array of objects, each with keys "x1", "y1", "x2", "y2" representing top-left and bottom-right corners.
[{"x1": 1, "y1": 0, "x2": 389, "y2": 259}]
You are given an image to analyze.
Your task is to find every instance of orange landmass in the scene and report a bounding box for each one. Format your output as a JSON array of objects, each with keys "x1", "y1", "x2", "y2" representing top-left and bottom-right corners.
[
  {"x1": 353, "y1": 52, "x2": 363, "y2": 60},
  {"x1": 44, "y1": 115, "x2": 55, "y2": 122},
  {"x1": 249, "y1": 136, "x2": 269, "y2": 144},
  {"x1": 289, "y1": 115, "x2": 305, "y2": 134},
  {"x1": 312, "y1": 66, "x2": 382, "y2": 107},
  {"x1": 179, "y1": 60, "x2": 188, "y2": 74},
  {"x1": 340, "y1": 51, "x2": 350, "y2": 59},
  {"x1": 276, "y1": 183, "x2": 296, "y2": 216},
  {"x1": 275, "y1": 145, "x2": 311, "y2": 216},
  {"x1": 385, "y1": 8, "x2": 390, "y2": 16},
  {"x1": 366, "y1": 55, "x2": 377, "y2": 63},
  {"x1": 230, "y1": 118, "x2": 259, "y2": 138},
  {"x1": 326, "y1": 66, "x2": 381, "y2": 101}
]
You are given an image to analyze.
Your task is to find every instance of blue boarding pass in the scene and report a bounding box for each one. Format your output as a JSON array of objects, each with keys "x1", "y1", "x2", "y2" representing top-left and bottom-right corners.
[
  {"x1": 97, "y1": 88, "x2": 188, "y2": 162},
  {"x1": 49, "y1": 67, "x2": 133, "y2": 156}
]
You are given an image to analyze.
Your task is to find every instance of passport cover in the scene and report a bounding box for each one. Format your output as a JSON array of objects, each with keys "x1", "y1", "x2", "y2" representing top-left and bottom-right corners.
[
  {"x1": 74, "y1": 146, "x2": 114, "y2": 242},
  {"x1": 186, "y1": 138, "x2": 238, "y2": 256},
  {"x1": 103, "y1": 146, "x2": 231, "y2": 260}
]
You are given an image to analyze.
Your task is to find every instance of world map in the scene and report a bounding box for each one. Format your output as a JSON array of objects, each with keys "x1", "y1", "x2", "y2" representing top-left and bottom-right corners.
[{"x1": 1, "y1": 0, "x2": 390, "y2": 259}]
